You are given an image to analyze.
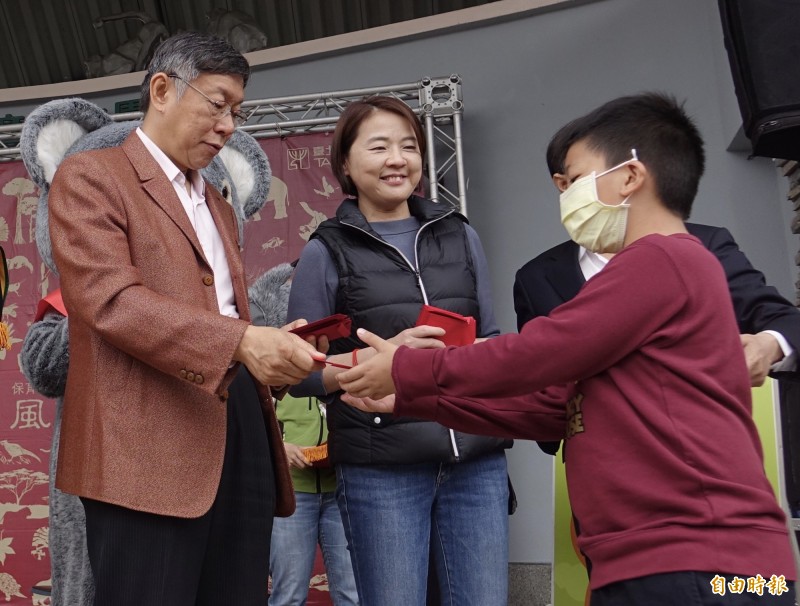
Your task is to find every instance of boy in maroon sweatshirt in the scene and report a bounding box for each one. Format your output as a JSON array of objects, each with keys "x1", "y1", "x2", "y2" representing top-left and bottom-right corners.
[{"x1": 335, "y1": 93, "x2": 797, "y2": 605}]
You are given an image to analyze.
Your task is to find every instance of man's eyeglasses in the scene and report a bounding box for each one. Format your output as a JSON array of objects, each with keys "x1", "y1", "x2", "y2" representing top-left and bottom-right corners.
[{"x1": 168, "y1": 74, "x2": 249, "y2": 127}]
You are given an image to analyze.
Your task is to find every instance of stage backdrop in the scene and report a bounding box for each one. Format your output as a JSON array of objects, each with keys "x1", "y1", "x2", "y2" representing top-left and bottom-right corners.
[{"x1": 0, "y1": 132, "x2": 340, "y2": 604}]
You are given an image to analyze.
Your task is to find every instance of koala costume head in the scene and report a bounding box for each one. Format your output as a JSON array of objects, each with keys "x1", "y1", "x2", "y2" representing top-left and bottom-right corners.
[{"x1": 19, "y1": 97, "x2": 271, "y2": 276}]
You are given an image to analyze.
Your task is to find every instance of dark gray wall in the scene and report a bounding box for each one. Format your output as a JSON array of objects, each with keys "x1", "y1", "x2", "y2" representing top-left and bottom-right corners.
[{"x1": 6, "y1": 0, "x2": 796, "y2": 564}]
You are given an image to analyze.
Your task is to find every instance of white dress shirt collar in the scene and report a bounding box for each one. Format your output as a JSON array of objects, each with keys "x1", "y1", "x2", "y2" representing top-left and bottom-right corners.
[
  {"x1": 134, "y1": 128, "x2": 238, "y2": 319},
  {"x1": 578, "y1": 246, "x2": 609, "y2": 281}
]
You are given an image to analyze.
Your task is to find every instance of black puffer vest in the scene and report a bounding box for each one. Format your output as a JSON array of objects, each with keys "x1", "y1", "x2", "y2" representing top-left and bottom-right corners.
[{"x1": 312, "y1": 196, "x2": 511, "y2": 465}]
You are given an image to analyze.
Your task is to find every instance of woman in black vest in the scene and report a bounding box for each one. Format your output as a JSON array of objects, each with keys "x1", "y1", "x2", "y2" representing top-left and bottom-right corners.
[{"x1": 287, "y1": 95, "x2": 510, "y2": 606}]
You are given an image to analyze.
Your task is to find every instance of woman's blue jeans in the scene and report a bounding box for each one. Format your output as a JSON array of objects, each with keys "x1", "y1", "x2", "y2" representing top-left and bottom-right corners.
[
  {"x1": 336, "y1": 451, "x2": 509, "y2": 606},
  {"x1": 269, "y1": 491, "x2": 359, "y2": 605}
]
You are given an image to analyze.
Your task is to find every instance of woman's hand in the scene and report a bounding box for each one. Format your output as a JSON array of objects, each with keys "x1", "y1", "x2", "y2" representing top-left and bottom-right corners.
[
  {"x1": 340, "y1": 393, "x2": 396, "y2": 414},
  {"x1": 387, "y1": 324, "x2": 446, "y2": 349}
]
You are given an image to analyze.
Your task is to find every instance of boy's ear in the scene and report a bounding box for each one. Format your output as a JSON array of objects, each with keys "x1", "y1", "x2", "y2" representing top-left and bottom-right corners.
[
  {"x1": 620, "y1": 161, "x2": 646, "y2": 196},
  {"x1": 552, "y1": 173, "x2": 569, "y2": 193}
]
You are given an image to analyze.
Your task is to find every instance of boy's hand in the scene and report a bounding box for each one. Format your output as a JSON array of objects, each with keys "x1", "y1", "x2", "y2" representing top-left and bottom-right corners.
[
  {"x1": 337, "y1": 328, "x2": 398, "y2": 399},
  {"x1": 283, "y1": 442, "x2": 311, "y2": 469},
  {"x1": 340, "y1": 393, "x2": 396, "y2": 414}
]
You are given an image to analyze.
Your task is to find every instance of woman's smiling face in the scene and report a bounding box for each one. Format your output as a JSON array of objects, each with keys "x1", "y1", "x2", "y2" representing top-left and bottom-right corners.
[{"x1": 344, "y1": 109, "x2": 422, "y2": 221}]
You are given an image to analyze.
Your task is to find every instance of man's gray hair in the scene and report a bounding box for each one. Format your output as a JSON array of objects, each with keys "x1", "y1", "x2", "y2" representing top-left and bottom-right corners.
[{"x1": 140, "y1": 31, "x2": 250, "y2": 113}]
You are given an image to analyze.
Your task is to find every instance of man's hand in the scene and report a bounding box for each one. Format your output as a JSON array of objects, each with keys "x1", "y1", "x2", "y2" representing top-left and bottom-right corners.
[
  {"x1": 234, "y1": 325, "x2": 326, "y2": 386},
  {"x1": 340, "y1": 393, "x2": 396, "y2": 414},
  {"x1": 337, "y1": 328, "x2": 398, "y2": 399},
  {"x1": 284, "y1": 318, "x2": 330, "y2": 354},
  {"x1": 741, "y1": 332, "x2": 783, "y2": 387},
  {"x1": 283, "y1": 442, "x2": 310, "y2": 469}
]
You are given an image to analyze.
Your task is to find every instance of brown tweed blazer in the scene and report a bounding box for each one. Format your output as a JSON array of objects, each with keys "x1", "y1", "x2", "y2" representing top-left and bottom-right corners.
[{"x1": 48, "y1": 132, "x2": 294, "y2": 518}]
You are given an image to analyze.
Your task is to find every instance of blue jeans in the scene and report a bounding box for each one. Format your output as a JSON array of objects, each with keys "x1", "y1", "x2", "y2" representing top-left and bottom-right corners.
[
  {"x1": 269, "y1": 491, "x2": 359, "y2": 606},
  {"x1": 336, "y1": 451, "x2": 509, "y2": 606}
]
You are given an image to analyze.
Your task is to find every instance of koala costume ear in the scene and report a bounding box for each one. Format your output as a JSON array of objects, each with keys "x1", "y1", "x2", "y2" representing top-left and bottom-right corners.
[
  {"x1": 218, "y1": 129, "x2": 271, "y2": 215},
  {"x1": 20, "y1": 98, "x2": 115, "y2": 276},
  {"x1": 21, "y1": 98, "x2": 113, "y2": 191},
  {"x1": 193, "y1": 128, "x2": 270, "y2": 248},
  {"x1": 20, "y1": 97, "x2": 270, "y2": 271},
  {"x1": 204, "y1": 128, "x2": 270, "y2": 248}
]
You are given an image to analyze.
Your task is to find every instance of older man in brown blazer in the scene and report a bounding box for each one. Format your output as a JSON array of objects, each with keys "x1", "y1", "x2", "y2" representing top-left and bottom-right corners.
[{"x1": 48, "y1": 32, "x2": 325, "y2": 606}]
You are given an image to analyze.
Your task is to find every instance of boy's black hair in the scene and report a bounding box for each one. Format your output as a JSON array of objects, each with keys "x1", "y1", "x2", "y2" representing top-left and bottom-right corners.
[{"x1": 546, "y1": 92, "x2": 705, "y2": 219}]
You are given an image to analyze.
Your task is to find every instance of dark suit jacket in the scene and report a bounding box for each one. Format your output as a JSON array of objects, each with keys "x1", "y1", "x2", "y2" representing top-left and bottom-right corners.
[
  {"x1": 49, "y1": 132, "x2": 294, "y2": 518},
  {"x1": 513, "y1": 223, "x2": 800, "y2": 454}
]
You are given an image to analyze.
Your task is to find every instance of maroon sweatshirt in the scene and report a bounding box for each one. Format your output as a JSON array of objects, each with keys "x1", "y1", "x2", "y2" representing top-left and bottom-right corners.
[{"x1": 392, "y1": 233, "x2": 796, "y2": 589}]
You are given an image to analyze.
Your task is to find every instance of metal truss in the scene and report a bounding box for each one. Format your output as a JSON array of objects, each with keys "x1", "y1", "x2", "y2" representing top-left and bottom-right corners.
[{"x1": 0, "y1": 74, "x2": 468, "y2": 214}]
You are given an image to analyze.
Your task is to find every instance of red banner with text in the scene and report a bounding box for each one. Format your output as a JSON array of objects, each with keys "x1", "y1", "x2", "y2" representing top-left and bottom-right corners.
[{"x1": 0, "y1": 133, "x2": 340, "y2": 604}]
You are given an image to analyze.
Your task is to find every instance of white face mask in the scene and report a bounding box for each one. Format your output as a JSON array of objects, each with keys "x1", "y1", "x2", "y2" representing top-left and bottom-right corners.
[{"x1": 559, "y1": 149, "x2": 638, "y2": 254}]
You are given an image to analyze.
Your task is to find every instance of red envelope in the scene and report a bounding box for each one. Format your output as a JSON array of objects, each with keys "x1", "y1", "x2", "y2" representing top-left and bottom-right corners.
[
  {"x1": 415, "y1": 305, "x2": 476, "y2": 347},
  {"x1": 290, "y1": 313, "x2": 351, "y2": 340}
]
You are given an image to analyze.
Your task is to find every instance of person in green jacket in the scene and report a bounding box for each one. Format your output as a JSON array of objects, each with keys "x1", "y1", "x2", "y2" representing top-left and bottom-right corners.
[{"x1": 249, "y1": 263, "x2": 358, "y2": 606}]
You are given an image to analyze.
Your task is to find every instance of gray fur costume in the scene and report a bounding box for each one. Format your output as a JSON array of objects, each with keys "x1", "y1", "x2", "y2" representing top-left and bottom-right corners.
[
  {"x1": 18, "y1": 98, "x2": 270, "y2": 606},
  {"x1": 248, "y1": 262, "x2": 293, "y2": 328}
]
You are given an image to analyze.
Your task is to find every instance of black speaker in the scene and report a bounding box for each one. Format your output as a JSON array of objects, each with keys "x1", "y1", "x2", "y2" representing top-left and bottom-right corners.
[{"x1": 718, "y1": 0, "x2": 800, "y2": 160}]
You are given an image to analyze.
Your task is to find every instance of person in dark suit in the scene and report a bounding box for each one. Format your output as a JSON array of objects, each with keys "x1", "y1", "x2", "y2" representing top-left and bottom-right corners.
[{"x1": 515, "y1": 227, "x2": 799, "y2": 379}]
